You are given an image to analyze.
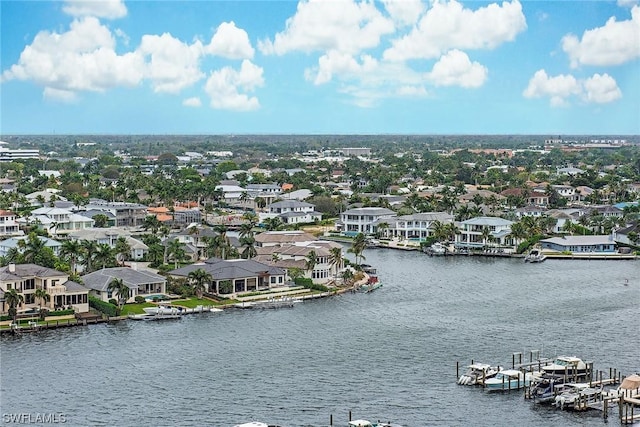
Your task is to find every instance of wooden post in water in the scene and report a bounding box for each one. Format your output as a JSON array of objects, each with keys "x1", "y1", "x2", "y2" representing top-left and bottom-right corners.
[
  {"x1": 456, "y1": 361, "x2": 459, "y2": 379},
  {"x1": 349, "y1": 410, "x2": 351, "y2": 422},
  {"x1": 329, "y1": 414, "x2": 332, "y2": 426}
]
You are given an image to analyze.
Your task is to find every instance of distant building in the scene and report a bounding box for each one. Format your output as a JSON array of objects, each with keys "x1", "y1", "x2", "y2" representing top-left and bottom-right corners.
[
  {"x1": 82, "y1": 267, "x2": 167, "y2": 303},
  {"x1": 455, "y1": 216, "x2": 515, "y2": 249},
  {"x1": 0, "y1": 143, "x2": 40, "y2": 162},
  {"x1": 341, "y1": 147, "x2": 371, "y2": 156},
  {"x1": 0, "y1": 210, "x2": 22, "y2": 237},
  {"x1": 338, "y1": 207, "x2": 396, "y2": 235}
]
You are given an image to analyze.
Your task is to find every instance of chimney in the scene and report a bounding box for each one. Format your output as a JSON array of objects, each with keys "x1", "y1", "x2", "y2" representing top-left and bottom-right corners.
[{"x1": 8, "y1": 263, "x2": 15, "y2": 273}]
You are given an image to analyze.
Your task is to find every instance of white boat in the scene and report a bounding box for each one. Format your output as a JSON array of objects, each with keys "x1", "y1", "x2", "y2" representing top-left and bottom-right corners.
[
  {"x1": 233, "y1": 423, "x2": 281, "y2": 427},
  {"x1": 128, "y1": 313, "x2": 181, "y2": 321},
  {"x1": 143, "y1": 305, "x2": 181, "y2": 315},
  {"x1": 541, "y1": 356, "x2": 588, "y2": 378},
  {"x1": 484, "y1": 369, "x2": 535, "y2": 391},
  {"x1": 527, "y1": 374, "x2": 567, "y2": 403},
  {"x1": 553, "y1": 383, "x2": 602, "y2": 410},
  {"x1": 425, "y1": 242, "x2": 447, "y2": 256},
  {"x1": 524, "y1": 249, "x2": 546, "y2": 263},
  {"x1": 457, "y1": 363, "x2": 501, "y2": 385},
  {"x1": 255, "y1": 296, "x2": 301, "y2": 309},
  {"x1": 348, "y1": 421, "x2": 402, "y2": 427}
]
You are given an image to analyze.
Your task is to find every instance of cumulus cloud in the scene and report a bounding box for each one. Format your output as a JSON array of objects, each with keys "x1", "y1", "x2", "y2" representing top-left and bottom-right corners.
[
  {"x1": 384, "y1": 0, "x2": 527, "y2": 61},
  {"x1": 258, "y1": 0, "x2": 395, "y2": 55},
  {"x1": 206, "y1": 21, "x2": 255, "y2": 59},
  {"x1": 63, "y1": 0, "x2": 127, "y2": 19},
  {"x1": 562, "y1": 6, "x2": 640, "y2": 68},
  {"x1": 138, "y1": 33, "x2": 205, "y2": 94},
  {"x1": 1, "y1": 17, "x2": 143, "y2": 96},
  {"x1": 523, "y1": 69, "x2": 621, "y2": 106},
  {"x1": 381, "y1": 0, "x2": 425, "y2": 27},
  {"x1": 310, "y1": 51, "x2": 378, "y2": 85},
  {"x1": 183, "y1": 97, "x2": 202, "y2": 107},
  {"x1": 426, "y1": 50, "x2": 487, "y2": 88},
  {"x1": 204, "y1": 60, "x2": 264, "y2": 111}
]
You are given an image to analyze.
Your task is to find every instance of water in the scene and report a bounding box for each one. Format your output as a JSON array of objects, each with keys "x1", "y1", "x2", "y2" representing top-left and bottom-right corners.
[{"x1": 1, "y1": 250, "x2": 638, "y2": 427}]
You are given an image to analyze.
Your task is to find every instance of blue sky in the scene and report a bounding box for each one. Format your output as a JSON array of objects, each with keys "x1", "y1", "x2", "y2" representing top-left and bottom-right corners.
[{"x1": 1, "y1": 0, "x2": 639, "y2": 135}]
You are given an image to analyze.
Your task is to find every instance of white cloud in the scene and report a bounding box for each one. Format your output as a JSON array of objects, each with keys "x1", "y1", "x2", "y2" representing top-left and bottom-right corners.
[
  {"x1": 523, "y1": 69, "x2": 622, "y2": 106},
  {"x1": 63, "y1": 0, "x2": 127, "y2": 19},
  {"x1": 562, "y1": 6, "x2": 640, "y2": 68},
  {"x1": 384, "y1": 0, "x2": 527, "y2": 61},
  {"x1": 206, "y1": 21, "x2": 255, "y2": 59},
  {"x1": 204, "y1": 60, "x2": 264, "y2": 111},
  {"x1": 583, "y1": 73, "x2": 622, "y2": 103},
  {"x1": 1, "y1": 17, "x2": 143, "y2": 96},
  {"x1": 426, "y1": 49, "x2": 487, "y2": 88},
  {"x1": 310, "y1": 51, "x2": 378, "y2": 85},
  {"x1": 381, "y1": 0, "x2": 425, "y2": 27},
  {"x1": 617, "y1": 0, "x2": 639, "y2": 8},
  {"x1": 43, "y1": 87, "x2": 78, "y2": 102},
  {"x1": 258, "y1": 0, "x2": 395, "y2": 55},
  {"x1": 183, "y1": 97, "x2": 202, "y2": 107},
  {"x1": 138, "y1": 33, "x2": 205, "y2": 94}
]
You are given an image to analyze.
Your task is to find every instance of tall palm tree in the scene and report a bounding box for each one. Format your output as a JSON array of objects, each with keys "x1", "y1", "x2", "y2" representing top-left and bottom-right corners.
[
  {"x1": 187, "y1": 268, "x2": 212, "y2": 299},
  {"x1": 107, "y1": 277, "x2": 130, "y2": 308},
  {"x1": 94, "y1": 243, "x2": 116, "y2": 269},
  {"x1": 5, "y1": 289, "x2": 24, "y2": 323},
  {"x1": 114, "y1": 237, "x2": 131, "y2": 266},
  {"x1": 240, "y1": 235, "x2": 257, "y2": 259},
  {"x1": 80, "y1": 240, "x2": 98, "y2": 273},
  {"x1": 328, "y1": 247, "x2": 343, "y2": 274},
  {"x1": 480, "y1": 226, "x2": 492, "y2": 249},
  {"x1": 19, "y1": 233, "x2": 45, "y2": 263},
  {"x1": 34, "y1": 288, "x2": 51, "y2": 311},
  {"x1": 142, "y1": 215, "x2": 162, "y2": 234},
  {"x1": 167, "y1": 239, "x2": 186, "y2": 269},
  {"x1": 305, "y1": 250, "x2": 318, "y2": 274},
  {"x1": 60, "y1": 240, "x2": 82, "y2": 274},
  {"x1": 348, "y1": 233, "x2": 367, "y2": 266}
]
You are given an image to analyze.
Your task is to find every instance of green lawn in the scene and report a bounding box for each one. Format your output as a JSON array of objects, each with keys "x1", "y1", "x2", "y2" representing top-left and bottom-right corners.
[
  {"x1": 172, "y1": 297, "x2": 222, "y2": 308},
  {"x1": 120, "y1": 302, "x2": 156, "y2": 315}
]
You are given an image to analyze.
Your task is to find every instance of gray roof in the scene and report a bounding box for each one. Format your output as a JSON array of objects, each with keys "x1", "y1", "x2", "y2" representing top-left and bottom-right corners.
[
  {"x1": 280, "y1": 211, "x2": 321, "y2": 218},
  {"x1": 170, "y1": 258, "x2": 285, "y2": 281},
  {"x1": 270, "y1": 200, "x2": 314, "y2": 209},
  {"x1": 63, "y1": 280, "x2": 90, "y2": 293},
  {"x1": 342, "y1": 207, "x2": 396, "y2": 216},
  {"x1": 461, "y1": 216, "x2": 513, "y2": 226},
  {"x1": 541, "y1": 235, "x2": 616, "y2": 246},
  {"x1": 0, "y1": 264, "x2": 67, "y2": 279},
  {"x1": 81, "y1": 267, "x2": 166, "y2": 292}
]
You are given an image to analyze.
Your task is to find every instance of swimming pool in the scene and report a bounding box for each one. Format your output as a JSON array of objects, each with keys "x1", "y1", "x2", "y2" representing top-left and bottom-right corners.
[{"x1": 144, "y1": 294, "x2": 169, "y2": 301}]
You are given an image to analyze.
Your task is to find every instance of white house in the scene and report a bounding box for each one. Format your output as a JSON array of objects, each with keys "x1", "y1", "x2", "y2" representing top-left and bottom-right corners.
[
  {"x1": 268, "y1": 200, "x2": 322, "y2": 224},
  {"x1": 23, "y1": 207, "x2": 94, "y2": 236},
  {"x1": 0, "y1": 210, "x2": 22, "y2": 237},
  {"x1": 379, "y1": 212, "x2": 454, "y2": 240},
  {"x1": 338, "y1": 207, "x2": 396, "y2": 235},
  {"x1": 455, "y1": 216, "x2": 515, "y2": 249}
]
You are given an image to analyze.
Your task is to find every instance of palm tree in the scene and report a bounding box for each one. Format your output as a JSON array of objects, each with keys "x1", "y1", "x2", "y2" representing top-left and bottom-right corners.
[
  {"x1": 60, "y1": 240, "x2": 82, "y2": 274},
  {"x1": 92, "y1": 213, "x2": 110, "y2": 228},
  {"x1": 34, "y1": 288, "x2": 51, "y2": 311},
  {"x1": 254, "y1": 197, "x2": 266, "y2": 211},
  {"x1": 348, "y1": 233, "x2": 367, "y2": 266},
  {"x1": 5, "y1": 288, "x2": 24, "y2": 323},
  {"x1": 20, "y1": 233, "x2": 45, "y2": 263},
  {"x1": 328, "y1": 247, "x2": 343, "y2": 276},
  {"x1": 94, "y1": 243, "x2": 116, "y2": 269},
  {"x1": 240, "y1": 235, "x2": 257, "y2": 259},
  {"x1": 271, "y1": 253, "x2": 281, "y2": 264},
  {"x1": 187, "y1": 268, "x2": 212, "y2": 299},
  {"x1": 480, "y1": 227, "x2": 492, "y2": 249},
  {"x1": 142, "y1": 215, "x2": 162, "y2": 234},
  {"x1": 80, "y1": 240, "x2": 98, "y2": 273},
  {"x1": 305, "y1": 250, "x2": 318, "y2": 274},
  {"x1": 167, "y1": 239, "x2": 186, "y2": 269},
  {"x1": 107, "y1": 277, "x2": 129, "y2": 308},
  {"x1": 115, "y1": 237, "x2": 131, "y2": 266}
]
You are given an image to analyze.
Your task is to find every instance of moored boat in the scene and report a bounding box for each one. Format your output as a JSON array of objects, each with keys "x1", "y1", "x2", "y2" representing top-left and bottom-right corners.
[
  {"x1": 527, "y1": 374, "x2": 567, "y2": 403},
  {"x1": 425, "y1": 242, "x2": 447, "y2": 256},
  {"x1": 524, "y1": 249, "x2": 546, "y2": 263},
  {"x1": 143, "y1": 305, "x2": 181, "y2": 315},
  {"x1": 553, "y1": 382, "x2": 602, "y2": 410},
  {"x1": 457, "y1": 363, "x2": 501, "y2": 385},
  {"x1": 255, "y1": 296, "x2": 301, "y2": 309},
  {"x1": 484, "y1": 369, "x2": 535, "y2": 391},
  {"x1": 541, "y1": 356, "x2": 589, "y2": 378}
]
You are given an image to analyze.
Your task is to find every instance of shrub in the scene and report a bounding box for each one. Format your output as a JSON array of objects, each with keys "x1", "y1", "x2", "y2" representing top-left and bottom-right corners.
[
  {"x1": 89, "y1": 296, "x2": 119, "y2": 317},
  {"x1": 134, "y1": 296, "x2": 146, "y2": 303},
  {"x1": 47, "y1": 309, "x2": 75, "y2": 317},
  {"x1": 108, "y1": 299, "x2": 118, "y2": 306},
  {"x1": 294, "y1": 277, "x2": 328, "y2": 292}
]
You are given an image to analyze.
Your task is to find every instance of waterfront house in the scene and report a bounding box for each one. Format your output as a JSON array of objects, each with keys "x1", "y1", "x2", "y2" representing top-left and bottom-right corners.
[
  {"x1": 337, "y1": 207, "x2": 396, "y2": 235},
  {"x1": 67, "y1": 228, "x2": 148, "y2": 261},
  {"x1": 254, "y1": 230, "x2": 318, "y2": 247},
  {"x1": 455, "y1": 216, "x2": 515, "y2": 250},
  {"x1": 378, "y1": 212, "x2": 454, "y2": 240},
  {"x1": 0, "y1": 263, "x2": 89, "y2": 314},
  {"x1": 169, "y1": 258, "x2": 286, "y2": 295},
  {"x1": 81, "y1": 267, "x2": 167, "y2": 303},
  {"x1": 539, "y1": 235, "x2": 618, "y2": 253}
]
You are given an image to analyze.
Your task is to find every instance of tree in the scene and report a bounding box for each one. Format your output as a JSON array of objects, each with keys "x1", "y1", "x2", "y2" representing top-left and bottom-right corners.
[
  {"x1": 480, "y1": 226, "x2": 492, "y2": 249},
  {"x1": 348, "y1": 233, "x2": 367, "y2": 266},
  {"x1": 305, "y1": 250, "x2": 318, "y2": 273},
  {"x1": 188, "y1": 268, "x2": 212, "y2": 299},
  {"x1": 288, "y1": 267, "x2": 304, "y2": 283},
  {"x1": 107, "y1": 277, "x2": 129, "y2": 309},
  {"x1": 94, "y1": 243, "x2": 116, "y2": 269},
  {"x1": 34, "y1": 288, "x2": 50, "y2": 311},
  {"x1": 167, "y1": 239, "x2": 186, "y2": 269},
  {"x1": 60, "y1": 240, "x2": 82, "y2": 274},
  {"x1": 80, "y1": 240, "x2": 98, "y2": 273},
  {"x1": 5, "y1": 289, "x2": 24, "y2": 323},
  {"x1": 142, "y1": 215, "x2": 162, "y2": 234},
  {"x1": 240, "y1": 235, "x2": 257, "y2": 259},
  {"x1": 115, "y1": 237, "x2": 131, "y2": 266},
  {"x1": 328, "y1": 247, "x2": 343, "y2": 276},
  {"x1": 92, "y1": 213, "x2": 110, "y2": 228}
]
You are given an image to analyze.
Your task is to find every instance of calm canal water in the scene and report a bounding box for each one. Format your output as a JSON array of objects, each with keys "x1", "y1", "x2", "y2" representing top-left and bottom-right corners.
[{"x1": 1, "y1": 249, "x2": 639, "y2": 427}]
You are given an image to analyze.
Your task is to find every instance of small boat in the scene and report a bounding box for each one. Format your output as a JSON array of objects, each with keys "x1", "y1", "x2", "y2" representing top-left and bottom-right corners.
[
  {"x1": 255, "y1": 296, "x2": 301, "y2": 309},
  {"x1": 457, "y1": 363, "x2": 501, "y2": 385},
  {"x1": 143, "y1": 305, "x2": 181, "y2": 315},
  {"x1": 527, "y1": 374, "x2": 567, "y2": 403},
  {"x1": 541, "y1": 356, "x2": 589, "y2": 378},
  {"x1": 359, "y1": 275, "x2": 382, "y2": 293},
  {"x1": 524, "y1": 248, "x2": 546, "y2": 263},
  {"x1": 425, "y1": 242, "x2": 447, "y2": 256},
  {"x1": 484, "y1": 369, "x2": 535, "y2": 391},
  {"x1": 348, "y1": 421, "x2": 402, "y2": 427},
  {"x1": 553, "y1": 383, "x2": 602, "y2": 410},
  {"x1": 233, "y1": 423, "x2": 281, "y2": 427},
  {"x1": 128, "y1": 313, "x2": 181, "y2": 321}
]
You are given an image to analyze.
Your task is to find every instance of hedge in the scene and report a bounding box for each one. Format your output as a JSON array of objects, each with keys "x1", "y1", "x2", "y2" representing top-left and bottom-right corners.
[
  {"x1": 89, "y1": 296, "x2": 119, "y2": 317},
  {"x1": 46, "y1": 309, "x2": 76, "y2": 317}
]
